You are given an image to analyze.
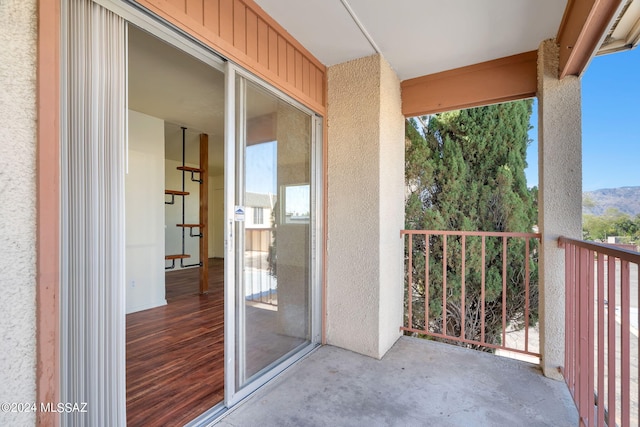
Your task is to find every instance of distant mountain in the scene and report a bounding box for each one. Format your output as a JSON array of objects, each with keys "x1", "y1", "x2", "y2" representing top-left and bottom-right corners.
[{"x1": 583, "y1": 186, "x2": 640, "y2": 216}]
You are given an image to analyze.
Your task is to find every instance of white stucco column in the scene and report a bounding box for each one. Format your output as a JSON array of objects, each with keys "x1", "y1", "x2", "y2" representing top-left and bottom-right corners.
[
  {"x1": 537, "y1": 39, "x2": 583, "y2": 379},
  {"x1": 0, "y1": 1, "x2": 38, "y2": 425},
  {"x1": 326, "y1": 54, "x2": 405, "y2": 359}
]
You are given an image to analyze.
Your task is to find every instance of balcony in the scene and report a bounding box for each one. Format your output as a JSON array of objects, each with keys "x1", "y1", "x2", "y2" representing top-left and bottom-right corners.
[
  {"x1": 214, "y1": 231, "x2": 640, "y2": 426},
  {"x1": 218, "y1": 230, "x2": 574, "y2": 426},
  {"x1": 217, "y1": 337, "x2": 577, "y2": 426}
]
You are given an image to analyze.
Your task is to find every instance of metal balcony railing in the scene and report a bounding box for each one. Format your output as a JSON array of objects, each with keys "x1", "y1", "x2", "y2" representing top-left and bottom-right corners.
[
  {"x1": 401, "y1": 230, "x2": 541, "y2": 358},
  {"x1": 559, "y1": 237, "x2": 640, "y2": 427}
]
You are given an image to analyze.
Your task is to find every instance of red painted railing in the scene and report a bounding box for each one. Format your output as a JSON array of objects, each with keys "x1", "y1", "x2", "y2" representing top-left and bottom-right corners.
[
  {"x1": 401, "y1": 230, "x2": 541, "y2": 357},
  {"x1": 559, "y1": 237, "x2": 640, "y2": 427}
]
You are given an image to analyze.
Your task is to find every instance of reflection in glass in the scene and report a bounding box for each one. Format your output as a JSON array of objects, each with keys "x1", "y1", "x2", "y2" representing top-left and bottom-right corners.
[{"x1": 237, "y1": 78, "x2": 312, "y2": 385}]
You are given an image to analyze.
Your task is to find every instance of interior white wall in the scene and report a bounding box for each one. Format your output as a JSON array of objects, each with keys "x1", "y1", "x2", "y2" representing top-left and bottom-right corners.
[
  {"x1": 0, "y1": 0, "x2": 37, "y2": 424},
  {"x1": 126, "y1": 110, "x2": 167, "y2": 313},
  {"x1": 165, "y1": 159, "x2": 201, "y2": 269}
]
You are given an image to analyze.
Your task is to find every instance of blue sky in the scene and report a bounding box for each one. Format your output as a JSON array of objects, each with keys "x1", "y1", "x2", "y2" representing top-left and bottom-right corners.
[
  {"x1": 525, "y1": 46, "x2": 640, "y2": 191},
  {"x1": 245, "y1": 141, "x2": 310, "y2": 214},
  {"x1": 246, "y1": 141, "x2": 277, "y2": 195}
]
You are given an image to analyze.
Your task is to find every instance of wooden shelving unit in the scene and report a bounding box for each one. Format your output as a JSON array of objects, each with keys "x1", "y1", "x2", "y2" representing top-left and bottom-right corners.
[{"x1": 164, "y1": 128, "x2": 209, "y2": 294}]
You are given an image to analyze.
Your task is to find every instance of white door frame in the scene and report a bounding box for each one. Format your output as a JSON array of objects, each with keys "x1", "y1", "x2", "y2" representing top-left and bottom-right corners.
[
  {"x1": 62, "y1": 0, "x2": 323, "y2": 422},
  {"x1": 223, "y1": 63, "x2": 323, "y2": 408}
]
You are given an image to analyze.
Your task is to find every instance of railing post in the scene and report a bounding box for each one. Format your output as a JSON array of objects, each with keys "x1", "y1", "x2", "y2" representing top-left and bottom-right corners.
[
  {"x1": 425, "y1": 234, "x2": 430, "y2": 332},
  {"x1": 407, "y1": 234, "x2": 413, "y2": 330},
  {"x1": 525, "y1": 238, "x2": 530, "y2": 353},
  {"x1": 596, "y1": 251, "x2": 605, "y2": 427},
  {"x1": 460, "y1": 235, "x2": 465, "y2": 340},
  {"x1": 442, "y1": 235, "x2": 447, "y2": 335},
  {"x1": 502, "y1": 236, "x2": 507, "y2": 349},
  {"x1": 481, "y1": 235, "x2": 486, "y2": 344},
  {"x1": 621, "y1": 260, "x2": 631, "y2": 426},
  {"x1": 401, "y1": 230, "x2": 541, "y2": 358},
  {"x1": 607, "y1": 255, "x2": 616, "y2": 427},
  {"x1": 558, "y1": 236, "x2": 640, "y2": 427}
]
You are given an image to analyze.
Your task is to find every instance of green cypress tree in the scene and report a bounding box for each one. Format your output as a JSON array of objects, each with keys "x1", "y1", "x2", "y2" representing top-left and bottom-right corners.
[{"x1": 405, "y1": 100, "x2": 538, "y2": 350}]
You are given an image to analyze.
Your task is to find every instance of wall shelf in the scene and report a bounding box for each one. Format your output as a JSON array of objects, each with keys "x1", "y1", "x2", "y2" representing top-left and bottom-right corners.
[
  {"x1": 165, "y1": 254, "x2": 190, "y2": 260},
  {"x1": 164, "y1": 127, "x2": 209, "y2": 291},
  {"x1": 176, "y1": 166, "x2": 203, "y2": 172},
  {"x1": 165, "y1": 253, "x2": 190, "y2": 270},
  {"x1": 176, "y1": 223, "x2": 204, "y2": 238},
  {"x1": 165, "y1": 190, "x2": 190, "y2": 205},
  {"x1": 177, "y1": 166, "x2": 203, "y2": 183}
]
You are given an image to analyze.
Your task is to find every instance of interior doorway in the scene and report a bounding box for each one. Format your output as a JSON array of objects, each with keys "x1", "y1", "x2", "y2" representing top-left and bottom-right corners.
[{"x1": 124, "y1": 26, "x2": 226, "y2": 425}]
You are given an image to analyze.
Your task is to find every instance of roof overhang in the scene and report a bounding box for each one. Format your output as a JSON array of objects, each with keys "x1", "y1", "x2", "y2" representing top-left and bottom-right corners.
[
  {"x1": 556, "y1": 0, "x2": 629, "y2": 78},
  {"x1": 254, "y1": 0, "x2": 567, "y2": 81},
  {"x1": 255, "y1": 0, "x2": 640, "y2": 80},
  {"x1": 597, "y1": 0, "x2": 640, "y2": 55},
  {"x1": 254, "y1": 0, "x2": 638, "y2": 116}
]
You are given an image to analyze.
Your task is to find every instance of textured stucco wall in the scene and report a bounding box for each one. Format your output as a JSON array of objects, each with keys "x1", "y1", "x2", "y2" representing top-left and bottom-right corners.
[
  {"x1": 537, "y1": 39, "x2": 582, "y2": 380},
  {"x1": 327, "y1": 55, "x2": 404, "y2": 358},
  {"x1": 0, "y1": 0, "x2": 38, "y2": 425},
  {"x1": 376, "y1": 57, "x2": 405, "y2": 356},
  {"x1": 275, "y1": 102, "x2": 312, "y2": 339}
]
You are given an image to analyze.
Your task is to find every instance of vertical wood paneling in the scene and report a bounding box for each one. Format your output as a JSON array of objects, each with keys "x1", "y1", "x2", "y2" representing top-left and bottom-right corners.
[
  {"x1": 246, "y1": 9, "x2": 258, "y2": 62},
  {"x1": 185, "y1": 0, "x2": 203, "y2": 25},
  {"x1": 309, "y1": 65, "x2": 316, "y2": 102},
  {"x1": 134, "y1": 0, "x2": 326, "y2": 113},
  {"x1": 286, "y1": 44, "x2": 295, "y2": 85},
  {"x1": 203, "y1": 0, "x2": 220, "y2": 36},
  {"x1": 302, "y1": 57, "x2": 310, "y2": 97},
  {"x1": 219, "y1": 0, "x2": 234, "y2": 43},
  {"x1": 257, "y1": 18, "x2": 269, "y2": 68},
  {"x1": 316, "y1": 66, "x2": 324, "y2": 105},
  {"x1": 167, "y1": 0, "x2": 186, "y2": 12},
  {"x1": 233, "y1": 1, "x2": 246, "y2": 53},
  {"x1": 268, "y1": 28, "x2": 278, "y2": 73},
  {"x1": 277, "y1": 35, "x2": 287, "y2": 78},
  {"x1": 295, "y1": 50, "x2": 303, "y2": 90}
]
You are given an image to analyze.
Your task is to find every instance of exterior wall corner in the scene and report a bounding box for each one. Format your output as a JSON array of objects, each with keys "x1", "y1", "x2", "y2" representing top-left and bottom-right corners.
[
  {"x1": 326, "y1": 54, "x2": 404, "y2": 359},
  {"x1": 537, "y1": 38, "x2": 583, "y2": 380},
  {"x1": 0, "y1": 1, "x2": 39, "y2": 425}
]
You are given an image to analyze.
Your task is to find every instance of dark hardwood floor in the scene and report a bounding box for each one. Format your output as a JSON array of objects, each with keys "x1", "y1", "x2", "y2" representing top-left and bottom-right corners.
[{"x1": 126, "y1": 258, "x2": 224, "y2": 427}]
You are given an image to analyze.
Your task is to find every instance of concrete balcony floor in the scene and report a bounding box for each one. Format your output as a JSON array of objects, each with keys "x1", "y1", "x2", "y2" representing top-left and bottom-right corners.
[{"x1": 217, "y1": 336, "x2": 578, "y2": 426}]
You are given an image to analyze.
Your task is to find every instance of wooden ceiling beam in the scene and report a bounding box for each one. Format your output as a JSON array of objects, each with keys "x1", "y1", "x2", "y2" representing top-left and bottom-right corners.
[
  {"x1": 401, "y1": 51, "x2": 537, "y2": 117},
  {"x1": 556, "y1": 0, "x2": 625, "y2": 78}
]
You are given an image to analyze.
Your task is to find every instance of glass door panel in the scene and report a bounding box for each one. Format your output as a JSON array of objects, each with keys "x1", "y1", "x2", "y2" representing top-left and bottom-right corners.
[{"x1": 236, "y1": 77, "x2": 313, "y2": 387}]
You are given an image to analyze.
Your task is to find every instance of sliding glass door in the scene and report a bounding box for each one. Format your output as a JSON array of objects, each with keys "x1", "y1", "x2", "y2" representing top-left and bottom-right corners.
[{"x1": 233, "y1": 75, "x2": 318, "y2": 390}]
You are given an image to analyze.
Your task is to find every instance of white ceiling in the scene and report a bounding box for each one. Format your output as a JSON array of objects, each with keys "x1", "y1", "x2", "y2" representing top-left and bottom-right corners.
[
  {"x1": 129, "y1": 27, "x2": 289, "y2": 174},
  {"x1": 254, "y1": 0, "x2": 568, "y2": 80},
  {"x1": 129, "y1": 27, "x2": 226, "y2": 173}
]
